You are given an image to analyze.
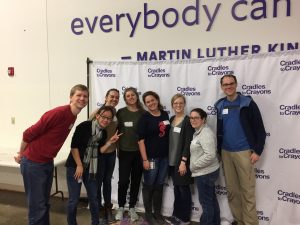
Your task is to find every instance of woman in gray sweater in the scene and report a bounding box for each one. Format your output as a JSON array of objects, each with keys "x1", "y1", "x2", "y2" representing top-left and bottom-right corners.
[{"x1": 189, "y1": 108, "x2": 220, "y2": 225}]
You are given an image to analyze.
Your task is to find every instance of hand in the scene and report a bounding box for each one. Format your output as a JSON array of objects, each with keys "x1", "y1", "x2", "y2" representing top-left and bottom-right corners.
[
  {"x1": 14, "y1": 152, "x2": 22, "y2": 164},
  {"x1": 250, "y1": 152, "x2": 260, "y2": 164},
  {"x1": 178, "y1": 161, "x2": 187, "y2": 176},
  {"x1": 143, "y1": 160, "x2": 150, "y2": 170},
  {"x1": 74, "y1": 165, "x2": 83, "y2": 180},
  {"x1": 109, "y1": 130, "x2": 123, "y2": 144}
]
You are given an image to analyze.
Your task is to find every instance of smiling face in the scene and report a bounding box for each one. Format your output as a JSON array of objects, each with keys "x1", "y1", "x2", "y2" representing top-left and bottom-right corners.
[
  {"x1": 172, "y1": 96, "x2": 185, "y2": 115},
  {"x1": 221, "y1": 76, "x2": 237, "y2": 100},
  {"x1": 96, "y1": 110, "x2": 113, "y2": 128},
  {"x1": 189, "y1": 111, "x2": 205, "y2": 129},
  {"x1": 105, "y1": 90, "x2": 120, "y2": 107},
  {"x1": 124, "y1": 90, "x2": 138, "y2": 106},
  {"x1": 144, "y1": 95, "x2": 159, "y2": 113},
  {"x1": 70, "y1": 90, "x2": 89, "y2": 111}
]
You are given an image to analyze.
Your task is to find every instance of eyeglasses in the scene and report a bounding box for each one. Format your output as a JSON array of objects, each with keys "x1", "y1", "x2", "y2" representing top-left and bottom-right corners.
[
  {"x1": 100, "y1": 114, "x2": 112, "y2": 121},
  {"x1": 189, "y1": 116, "x2": 201, "y2": 120},
  {"x1": 222, "y1": 82, "x2": 236, "y2": 87}
]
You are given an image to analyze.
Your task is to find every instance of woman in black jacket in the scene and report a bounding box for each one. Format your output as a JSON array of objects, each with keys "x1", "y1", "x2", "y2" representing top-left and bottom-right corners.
[
  {"x1": 65, "y1": 106, "x2": 121, "y2": 225},
  {"x1": 166, "y1": 93, "x2": 194, "y2": 225}
]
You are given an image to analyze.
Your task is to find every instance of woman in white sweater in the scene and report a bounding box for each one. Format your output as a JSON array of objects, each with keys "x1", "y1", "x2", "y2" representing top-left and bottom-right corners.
[{"x1": 189, "y1": 108, "x2": 220, "y2": 225}]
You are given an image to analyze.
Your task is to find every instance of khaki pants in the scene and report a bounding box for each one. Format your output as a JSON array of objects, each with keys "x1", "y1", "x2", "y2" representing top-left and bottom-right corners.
[{"x1": 222, "y1": 149, "x2": 259, "y2": 225}]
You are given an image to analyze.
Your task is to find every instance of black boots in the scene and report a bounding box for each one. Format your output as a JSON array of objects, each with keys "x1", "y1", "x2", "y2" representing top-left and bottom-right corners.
[
  {"x1": 104, "y1": 203, "x2": 116, "y2": 224},
  {"x1": 142, "y1": 185, "x2": 156, "y2": 225},
  {"x1": 142, "y1": 184, "x2": 165, "y2": 225},
  {"x1": 153, "y1": 185, "x2": 165, "y2": 224}
]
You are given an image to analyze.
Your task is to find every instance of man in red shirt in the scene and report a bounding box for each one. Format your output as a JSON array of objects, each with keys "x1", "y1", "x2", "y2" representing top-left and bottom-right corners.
[{"x1": 14, "y1": 84, "x2": 89, "y2": 225}]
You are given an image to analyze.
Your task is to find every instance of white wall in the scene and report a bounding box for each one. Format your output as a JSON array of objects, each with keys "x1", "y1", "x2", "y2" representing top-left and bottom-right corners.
[{"x1": 0, "y1": 0, "x2": 299, "y2": 208}]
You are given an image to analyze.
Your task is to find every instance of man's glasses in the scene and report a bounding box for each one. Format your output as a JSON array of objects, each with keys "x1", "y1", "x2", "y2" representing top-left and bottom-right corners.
[{"x1": 222, "y1": 82, "x2": 236, "y2": 87}]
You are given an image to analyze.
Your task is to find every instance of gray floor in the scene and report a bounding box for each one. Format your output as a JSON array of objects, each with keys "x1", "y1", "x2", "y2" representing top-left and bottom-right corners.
[
  {"x1": 0, "y1": 189, "x2": 90, "y2": 225},
  {"x1": 0, "y1": 190, "x2": 198, "y2": 225}
]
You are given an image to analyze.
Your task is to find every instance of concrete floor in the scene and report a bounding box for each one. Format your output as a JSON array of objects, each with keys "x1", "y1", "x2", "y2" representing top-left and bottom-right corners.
[
  {"x1": 0, "y1": 190, "x2": 198, "y2": 225},
  {"x1": 0, "y1": 189, "x2": 91, "y2": 225}
]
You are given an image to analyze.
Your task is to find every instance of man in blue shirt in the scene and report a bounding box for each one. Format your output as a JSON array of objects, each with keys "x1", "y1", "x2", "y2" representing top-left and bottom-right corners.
[{"x1": 215, "y1": 75, "x2": 266, "y2": 225}]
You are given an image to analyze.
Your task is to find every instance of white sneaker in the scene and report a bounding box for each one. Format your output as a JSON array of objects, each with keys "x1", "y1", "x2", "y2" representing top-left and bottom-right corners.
[
  {"x1": 115, "y1": 207, "x2": 124, "y2": 221},
  {"x1": 128, "y1": 208, "x2": 139, "y2": 221}
]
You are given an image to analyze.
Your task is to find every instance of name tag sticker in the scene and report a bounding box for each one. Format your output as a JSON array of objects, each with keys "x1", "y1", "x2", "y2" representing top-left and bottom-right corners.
[
  {"x1": 174, "y1": 127, "x2": 181, "y2": 133},
  {"x1": 222, "y1": 109, "x2": 228, "y2": 115},
  {"x1": 124, "y1": 122, "x2": 133, "y2": 127},
  {"x1": 163, "y1": 120, "x2": 170, "y2": 125}
]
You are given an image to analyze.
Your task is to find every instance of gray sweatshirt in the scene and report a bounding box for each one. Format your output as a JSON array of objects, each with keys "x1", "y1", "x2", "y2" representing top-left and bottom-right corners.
[{"x1": 190, "y1": 124, "x2": 219, "y2": 177}]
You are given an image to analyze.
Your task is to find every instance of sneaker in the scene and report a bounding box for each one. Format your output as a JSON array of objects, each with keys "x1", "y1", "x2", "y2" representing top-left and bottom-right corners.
[
  {"x1": 165, "y1": 216, "x2": 189, "y2": 225},
  {"x1": 115, "y1": 207, "x2": 124, "y2": 221},
  {"x1": 178, "y1": 219, "x2": 190, "y2": 225},
  {"x1": 165, "y1": 216, "x2": 179, "y2": 225},
  {"x1": 165, "y1": 216, "x2": 180, "y2": 225},
  {"x1": 128, "y1": 208, "x2": 139, "y2": 221}
]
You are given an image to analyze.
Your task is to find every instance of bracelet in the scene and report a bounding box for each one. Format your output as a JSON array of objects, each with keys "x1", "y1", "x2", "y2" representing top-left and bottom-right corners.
[
  {"x1": 143, "y1": 159, "x2": 148, "y2": 162},
  {"x1": 181, "y1": 158, "x2": 187, "y2": 162}
]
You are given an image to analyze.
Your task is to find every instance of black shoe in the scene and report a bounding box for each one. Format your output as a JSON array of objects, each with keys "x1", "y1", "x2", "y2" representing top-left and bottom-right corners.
[
  {"x1": 153, "y1": 213, "x2": 165, "y2": 224},
  {"x1": 105, "y1": 207, "x2": 116, "y2": 224},
  {"x1": 232, "y1": 221, "x2": 238, "y2": 225},
  {"x1": 145, "y1": 212, "x2": 156, "y2": 225}
]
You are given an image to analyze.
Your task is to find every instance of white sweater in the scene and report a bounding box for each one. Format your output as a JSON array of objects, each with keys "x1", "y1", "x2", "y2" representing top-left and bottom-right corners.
[{"x1": 190, "y1": 124, "x2": 219, "y2": 177}]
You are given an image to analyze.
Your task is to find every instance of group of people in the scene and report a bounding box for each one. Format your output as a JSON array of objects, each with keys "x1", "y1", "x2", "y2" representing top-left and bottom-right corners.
[{"x1": 15, "y1": 74, "x2": 266, "y2": 225}]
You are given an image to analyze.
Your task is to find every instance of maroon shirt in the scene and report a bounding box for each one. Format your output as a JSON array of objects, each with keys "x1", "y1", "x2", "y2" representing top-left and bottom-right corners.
[{"x1": 22, "y1": 105, "x2": 76, "y2": 163}]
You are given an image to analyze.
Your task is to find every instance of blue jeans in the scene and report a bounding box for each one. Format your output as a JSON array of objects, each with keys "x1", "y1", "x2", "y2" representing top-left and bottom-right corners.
[
  {"x1": 66, "y1": 167, "x2": 99, "y2": 225},
  {"x1": 143, "y1": 157, "x2": 168, "y2": 186},
  {"x1": 20, "y1": 157, "x2": 54, "y2": 225},
  {"x1": 97, "y1": 151, "x2": 116, "y2": 207},
  {"x1": 195, "y1": 169, "x2": 220, "y2": 225}
]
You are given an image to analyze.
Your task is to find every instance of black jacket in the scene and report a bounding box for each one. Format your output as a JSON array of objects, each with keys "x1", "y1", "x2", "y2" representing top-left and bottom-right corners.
[{"x1": 169, "y1": 115, "x2": 194, "y2": 185}]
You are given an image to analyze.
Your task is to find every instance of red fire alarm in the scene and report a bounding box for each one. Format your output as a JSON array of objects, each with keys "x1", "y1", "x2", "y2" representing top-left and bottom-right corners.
[{"x1": 8, "y1": 67, "x2": 14, "y2": 76}]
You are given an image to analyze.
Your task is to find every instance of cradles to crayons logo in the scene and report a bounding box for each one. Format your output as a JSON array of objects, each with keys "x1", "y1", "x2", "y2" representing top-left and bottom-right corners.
[
  {"x1": 255, "y1": 168, "x2": 270, "y2": 180},
  {"x1": 257, "y1": 210, "x2": 270, "y2": 222},
  {"x1": 162, "y1": 106, "x2": 171, "y2": 115},
  {"x1": 96, "y1": 68, "x2": 116, "y2": 77},
  {"x1": 279, "y1": 148, "x2": 300, "y2": 160},
  {"x1": 147, "y1": 68, "x2": 170, "y2": 78},
  {"x1": 241, "y1": 84, "x2": 271, "y2": 95},
  {"x1": 278, "y1": 189, "x2": 300, "y2": 204},
  {"x1": 97, "y1": 102, "x2": 104, "y2": 107},
  {"x1": 207, "y1": 105, "x2": 217, "y2": 115},
  {"x1": 215, "y1": 184, "x2": 227, "y2": 196},
  {"x1": 207, "y1": 65, "x2": 234, "y2": 76},
  {"x1": 121, "y1": 86, "x2": 141, "y2": 95},
  {"x1": 177, "y1": 86, "x2": 200, "y2": 96},
  {"x1": 279, "y1": 104, "x2": 300, "y2": 115},
  {"x1": 280, "y1": 59, "x2": 300, "y2": 72}
]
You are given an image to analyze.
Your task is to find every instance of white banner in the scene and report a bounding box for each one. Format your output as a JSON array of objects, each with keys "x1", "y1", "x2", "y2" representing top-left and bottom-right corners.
[{"x1": 89, "y1": 51, "x2": 300, "y2": 225}]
